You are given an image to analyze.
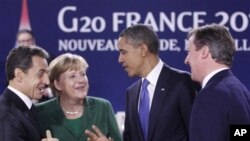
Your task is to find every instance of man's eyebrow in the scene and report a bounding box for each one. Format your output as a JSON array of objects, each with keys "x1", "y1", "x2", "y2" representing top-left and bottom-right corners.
[
  {"x1": 119, "y1": 49, "x2": 126, "y2": 52},
  {"x1": 38, "y1": 69, "x2": 48, "y2": 73}
]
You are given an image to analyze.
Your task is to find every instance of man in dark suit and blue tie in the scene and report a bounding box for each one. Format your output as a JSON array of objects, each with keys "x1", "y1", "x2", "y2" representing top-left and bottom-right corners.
[
  {"x1": 0, "y1": 46, "x2": 58, "y2": 141},
  {"x1": 185, "y1": 24, "x2": 250, "y2": 141},
  {"x1": 117, "y1": 24, "x2": 197, "y2": 141}
]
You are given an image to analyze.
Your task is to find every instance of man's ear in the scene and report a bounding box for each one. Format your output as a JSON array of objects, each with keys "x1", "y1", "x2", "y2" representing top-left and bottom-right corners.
[
  {"x1": 54, "y1": 79, "x2": 62, "y2": 91},
  {"x1": 201, "y1": 45, "x2": 210, "y2": 59},
  {"x1": 141, "y1": 43, "x2": 148, "y2": 57},
  {"x1": 14, "y1": 68, "x2": 24, "y2": 82}
]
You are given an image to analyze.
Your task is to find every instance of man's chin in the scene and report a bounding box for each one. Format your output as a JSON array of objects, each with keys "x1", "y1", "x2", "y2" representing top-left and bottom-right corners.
[
  {"x1": 32, "y1": 94, "x2": 43, "y2": 100},
  {"x1": 127, "y1": 72, "x2": 136, "y2": 78}
]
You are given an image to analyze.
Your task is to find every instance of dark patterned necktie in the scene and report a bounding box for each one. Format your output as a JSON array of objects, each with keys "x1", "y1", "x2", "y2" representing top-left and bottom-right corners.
[
  {"x1": 27, "y1": 105, "x2": 37, "y2": 126},
  {"x1": 30, "y1": 105, "x2": 36, "y2": 117},
  {"x1": 138, "y1": 79, "x2": 150, "y2": 141}
]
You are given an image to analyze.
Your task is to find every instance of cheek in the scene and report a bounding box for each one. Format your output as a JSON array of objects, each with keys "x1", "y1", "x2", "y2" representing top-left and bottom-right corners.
[
  {"x1": 189, "y1": 54, "x2": 197, "y2": 66},
  {"x1": 123, "y1": 56, "x2": 131, "y2": 63},
  {"x1": 59, "y1": 80, "x2": 72, "y2": 90},
  {"x1": 85, "y1": 84, "x2": 89, "y2": 92},
  {"x1": 190, "y1": 61, "x2": 198, "y2": 72}
]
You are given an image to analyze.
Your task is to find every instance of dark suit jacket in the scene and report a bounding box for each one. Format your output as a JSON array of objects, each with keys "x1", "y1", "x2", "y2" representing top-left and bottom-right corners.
[
  {"x1": 189, "y1": 69, "x2": 250, "y2": 141},
  {"x1": 0, "y1": 88, "x2": 41, "y2": 141},
  {"x1": 123, "y1": 64, "x2": 196, "y2": 141}
]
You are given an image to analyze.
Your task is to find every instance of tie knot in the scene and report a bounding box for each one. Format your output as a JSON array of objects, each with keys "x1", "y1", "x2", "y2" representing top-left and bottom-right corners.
[
  {"x1": 142, "y1": 79, "x2": 150, "y2": 89},
  {"x1": 30, "y1": 105, "x2": 35, "y2": 113}
]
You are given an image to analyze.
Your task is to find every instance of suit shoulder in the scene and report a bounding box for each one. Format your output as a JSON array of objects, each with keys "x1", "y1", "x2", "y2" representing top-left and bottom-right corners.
[
  {"x1": 164, "y1": 65, "x2": 201, "y2": 90},
  {"x1": 166, "y1": 66, "x2": 191, "y2": 77},
  {"x1": 86, "y1": 96, "x2": 111, "y2": 106},
  {"x1": 0, "y1": 101, "x2": 9, "y2": 112},
  {"x1": 35, "y1": 97, "x2": 57, "y2": 111},
  {"x1": 162, "y1": 65, "x2": 192, "y2": 82},
  {"x1": 127, "y1": 79, "x2": 140, "y2": 90},
  {"x1": 0, "y1": 95, "x2": 12, "y2": 120}
]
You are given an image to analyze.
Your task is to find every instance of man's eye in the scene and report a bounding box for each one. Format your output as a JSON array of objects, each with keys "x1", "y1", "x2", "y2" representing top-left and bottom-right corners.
[
  {"x1": 38, "y1": 73, "x2": 44, "y2": 77},
  {"x1": 121, "y1": 51, "x2": 126, "y2": 55}
]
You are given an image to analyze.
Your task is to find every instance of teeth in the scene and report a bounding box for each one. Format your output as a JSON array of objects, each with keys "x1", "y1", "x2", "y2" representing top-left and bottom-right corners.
[{"x1": 39, "y1": 88, "x2": 44, "y2": 92}]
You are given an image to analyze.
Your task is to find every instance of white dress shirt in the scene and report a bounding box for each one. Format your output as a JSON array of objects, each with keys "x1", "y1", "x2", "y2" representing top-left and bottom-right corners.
[
  {"x1": 8, "y1": 85, "x2": 33, "y2": 109},
  {"x1": 139, "y1": 59, "x2": 164, "y2": 110},
  {"x1": 202, "y1": 68, "x2": 229, "y2": 89}
]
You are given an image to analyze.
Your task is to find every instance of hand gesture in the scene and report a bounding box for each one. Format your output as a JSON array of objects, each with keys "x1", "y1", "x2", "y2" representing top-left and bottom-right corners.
[
  {"x1": 41, "y1": 130, "x2": 59, "y2": 141},
  {"x1": 85, "y1": 125, "x2": 114, "y2": 141}
]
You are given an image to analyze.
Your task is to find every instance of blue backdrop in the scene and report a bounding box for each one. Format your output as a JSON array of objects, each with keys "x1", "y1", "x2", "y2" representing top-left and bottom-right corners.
[{"x1": 0, "y1": 0, "x2": 249, "y2": 112}]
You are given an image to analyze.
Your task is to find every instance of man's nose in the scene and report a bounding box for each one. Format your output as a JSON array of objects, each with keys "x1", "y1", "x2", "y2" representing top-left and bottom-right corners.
[
  {"x1": 184, "y1": 56, "x2": 189, "y2": 65},
  {"x1": 43, "y1": 75, "x2": 50, "y2": 85},
  {"x1": 118, "y1": 54, "x2": 123, "y2": 64}
]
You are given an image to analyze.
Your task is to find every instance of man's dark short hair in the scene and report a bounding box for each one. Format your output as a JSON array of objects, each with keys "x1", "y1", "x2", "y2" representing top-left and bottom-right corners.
[{"x1": 5, "y1": 46, "x2": 49, "y2": 81}]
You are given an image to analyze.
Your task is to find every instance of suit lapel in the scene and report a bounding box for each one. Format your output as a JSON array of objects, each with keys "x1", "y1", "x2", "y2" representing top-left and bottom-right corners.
[
  {"x1": 148, "y1": 65, "x2": 170, "y2": 141},
  {"x1": 5, "y1": 89, "x2": 34, "y2": 122},
  {"x1": 4, "y1": 89, "x2": 29, "y2": 112},
  {"x1": 131, "y1": 81, "x2": 145, "y2": 141},
  {"x1": 4, "y1": 88, "x2": 41, "y2": 138},
  {"x1": 42, "y1": 98, "x2": 76, "y2": 139},
  {"x1": 80, "y1": 97, "x2": 95, "y2": 139},
  {"x1": 54, "y1": 98, "x2": 78, "y2": 139}
]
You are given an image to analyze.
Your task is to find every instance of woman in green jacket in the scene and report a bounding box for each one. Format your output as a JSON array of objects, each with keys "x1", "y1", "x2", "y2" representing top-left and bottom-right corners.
[{"x1": 36, "y1": 53, "x2": 122, "y2": 141}]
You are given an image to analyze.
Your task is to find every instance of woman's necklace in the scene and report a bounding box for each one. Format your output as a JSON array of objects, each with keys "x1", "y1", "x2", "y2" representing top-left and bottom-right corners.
[{"x1": 62, "y1": 107, "x2": 82, "y2": 115}]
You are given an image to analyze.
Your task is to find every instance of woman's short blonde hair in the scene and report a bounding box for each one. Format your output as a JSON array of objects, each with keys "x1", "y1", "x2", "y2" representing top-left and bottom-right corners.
[{"x1": 49, "y1": 53, "x2": 89, "y2": 96}]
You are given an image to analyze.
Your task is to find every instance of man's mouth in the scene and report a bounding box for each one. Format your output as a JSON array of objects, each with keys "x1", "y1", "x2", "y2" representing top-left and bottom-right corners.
[
  {"x1": 38, "y1": 87, "x2": 44, "y2": 92},
  {"x1": 123, "y1": 65, "x2": 128, "y2": 70},
  {"x1": 38, "y1": 85, "x2": 48, "y2": 93}
]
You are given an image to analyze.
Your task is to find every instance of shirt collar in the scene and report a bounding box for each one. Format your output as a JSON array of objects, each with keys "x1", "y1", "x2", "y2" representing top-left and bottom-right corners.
[
  {"x1": 7, "y1": 86, "x2": 33, "y2": 109},
  {"x1": 143, "y1": 59, "x2": 164, "y2": 86},
  {"x1": 202, "y1": 68, "x2": 229, "y2": 88}
]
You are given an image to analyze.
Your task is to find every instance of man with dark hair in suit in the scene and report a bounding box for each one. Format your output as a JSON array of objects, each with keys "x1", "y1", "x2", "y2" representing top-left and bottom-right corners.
[
  {"x1": 0, "y1": 46, "x2": 58, "y2": 141},
  {"x1": 118, "y1": 24, "x2": 196, "y2": 141},
  {"x1": 85, "y1": 24, "x2": 197, "y2": 141},
  {"x1": 16, "y1": 29, "x2": 54, "y2": 103},
  {"x1": 185, "y1": 23, "x2": 250, "y2": 141}
]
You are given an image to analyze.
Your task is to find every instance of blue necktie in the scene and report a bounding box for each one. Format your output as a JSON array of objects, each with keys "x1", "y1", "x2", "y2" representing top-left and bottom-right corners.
[{"x1": 139, "y1": 79, "x2": 150, "y2": 141}]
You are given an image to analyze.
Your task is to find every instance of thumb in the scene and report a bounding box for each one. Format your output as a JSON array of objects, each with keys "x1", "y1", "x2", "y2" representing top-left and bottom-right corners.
[
  {"x1": 109, "y1": 137, "x2": 114, "y2": 141},
  {"x1": 46, "y1": 130, "x2": 52, "y2": 138}
]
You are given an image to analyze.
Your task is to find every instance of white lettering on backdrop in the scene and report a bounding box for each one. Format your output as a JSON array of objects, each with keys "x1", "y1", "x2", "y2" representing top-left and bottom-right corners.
[{"x1": 57, "y1": 6, "x2": 250, "y2": 52}]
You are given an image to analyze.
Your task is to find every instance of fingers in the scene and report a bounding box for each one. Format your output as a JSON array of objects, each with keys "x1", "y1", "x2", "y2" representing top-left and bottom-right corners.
[
  {"x1": 42, "y1": 130, "x2": 59, "y2": 141},
  {"x1": 92, "y1": 125, "x2": 104, "y2": 137},
  {"x1": 85, "y1": 125, "x2": 112, "y2": 141},
  {"x1": 46, "y1": 130, "x2": 52, "y2": 138},
  {"x1": 85, "y1": 129, "x2": 98, "y2": 139},
  {"x1": 87, "y1": 137, "x2": 94, "y2": 141},
  {"x1": 108, "y1": 137, "x2": 114, "y2": 141}
]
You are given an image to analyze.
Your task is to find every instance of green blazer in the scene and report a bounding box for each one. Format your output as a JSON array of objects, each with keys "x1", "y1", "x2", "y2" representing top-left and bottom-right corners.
[{"x1": 35, "y1": 96, "x2": 122, "y2": 141}]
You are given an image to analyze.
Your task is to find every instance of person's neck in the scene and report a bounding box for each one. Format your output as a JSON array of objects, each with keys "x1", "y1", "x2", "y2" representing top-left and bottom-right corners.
[
  {"x1": 60, "y1": 97, "x2": 84, "y2": 118},
  {"x1": 203, "y1": 63, "x2": 229, "y2": 79},
  {"x1": 141, "y1": 56, "x2": 159, "y2": 77}
]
